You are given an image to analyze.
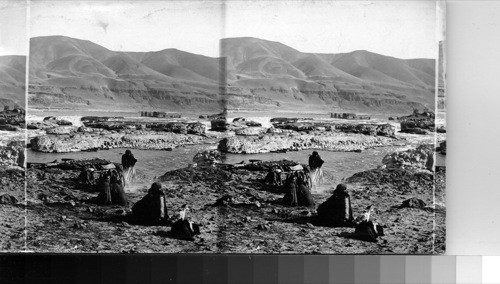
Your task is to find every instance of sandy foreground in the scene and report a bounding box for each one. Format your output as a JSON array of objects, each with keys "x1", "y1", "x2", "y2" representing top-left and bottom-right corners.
[{"x1": 5, "y1": 156, "x2": 445, "y2": 254}]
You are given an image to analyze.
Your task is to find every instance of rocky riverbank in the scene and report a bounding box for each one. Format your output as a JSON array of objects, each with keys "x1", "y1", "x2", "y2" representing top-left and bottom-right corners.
[
  {"x1": 30, "y1": 130, "x2": 213, "y2": 153},
  {"x1": 219, "y1": 132, "x2": 403, "y2": 154},
  {"x1": 19, "y1": 144, "x2": 445, "y2": 253},
  {"x1": 0, "y1": 107, "x2": 25, "y2": 132}
]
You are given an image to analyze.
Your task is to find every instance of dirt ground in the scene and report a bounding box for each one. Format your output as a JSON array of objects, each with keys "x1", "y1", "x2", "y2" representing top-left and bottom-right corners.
[
  {"x1": 13, "y1": 158, "x2": 445, "y2": 254},
  {"x1": 0, "y1": 168, "x2": 26, "y2": 252}
]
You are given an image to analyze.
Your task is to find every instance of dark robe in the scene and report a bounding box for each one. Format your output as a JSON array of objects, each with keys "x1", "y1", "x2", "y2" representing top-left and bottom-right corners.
[
  {"x1": 308, "y1": 152, "x2": 324, "y2": 170},
  {"x1": 296, "y1": 183, "x2": 315, "y2": 208},
  {"x1": 78, "y1": 168, "x2": 96, "y2": 186},
  {"x1": 96, "y1": 175, "x2": 112, "y2": 205},
  {"x1": 109, "y1": 171, "x2": 128, "y2": 206},
  {"x1": 110, "y1": 183, "x2": 128, "y2": 206},
  {"x1": 122, "y1": 151, "x2": 137, "y2": 169},
  {"x1": 317, "y1": 184, "x2": 354, "y2": 227},
  {"x1": 171, "y1": 219, "x2": 201, "y2": 241},
  {"x1": 296, "y1": 173, "x2": 315, "y2": 207},
  {"x1": 282, "y1": 175, "x2": 298, "y2": 206},
  {"x1": 354, "y1": 221, "x2": 383, "y2": 242},
  {"x1": 132, "y1": 182, "x2": 169, "y2": 225},
  {"x1": 264, "y1": 169, "x2": 282, "y2": 186}
]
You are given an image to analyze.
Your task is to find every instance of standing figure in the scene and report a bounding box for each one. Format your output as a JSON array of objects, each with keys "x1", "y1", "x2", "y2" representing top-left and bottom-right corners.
[
  {"x1": 282, "y1": 173, "x2": 298, "y2": 206},
  {"x1": 308, "y1": 151, "x2": 324, "y2": 189},
  {"x1": 96, "y1": 172, "x2": 112, "y2": 205},
  {"x1": 296, "y1": 171, "x2": 315, "y2": 208},
  {"x1": 121, "y1": 150, "x2": 137, "y2": 186},
  {"x1": 110, "y1": 170, "x2": 129, "y2": 206}
]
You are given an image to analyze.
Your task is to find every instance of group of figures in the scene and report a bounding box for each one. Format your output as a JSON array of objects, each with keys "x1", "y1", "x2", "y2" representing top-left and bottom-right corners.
[
  {"x1": 78, "y1": 150, "x2": 200, "y2": 241},
  {"x1": 265, "y1": 151, "x2": 384, "y2": 242},
  {"x1": 78, "y1": 150, "x2": 137, "y2": 206}
]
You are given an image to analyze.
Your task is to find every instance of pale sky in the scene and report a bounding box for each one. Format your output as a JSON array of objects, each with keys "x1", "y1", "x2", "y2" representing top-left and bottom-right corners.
[
  {"x1": 3, "y1": 0, "x2": 442, "y2": 59},
  {"x1": 0, "y1": 1, "x2": 27, "y2": 56},
  {"x1": 225, "y1": 1, "x2": 443, "y2": 59}
]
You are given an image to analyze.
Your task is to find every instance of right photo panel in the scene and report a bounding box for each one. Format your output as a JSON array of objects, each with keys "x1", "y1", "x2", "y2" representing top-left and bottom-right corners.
[{"x1": 218, "y1": 0, "x2": 446, "y2": 254}]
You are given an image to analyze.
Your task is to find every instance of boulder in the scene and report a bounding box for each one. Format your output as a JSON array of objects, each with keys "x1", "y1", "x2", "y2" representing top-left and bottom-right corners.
[
  {"x1": 439, "y1": 141, "x2": 446, "y2": 155},
  {"x1": 382, "y1": 144, "x2": 435, "y2": 171},
  {"x1": 232, "y1": 118, "x2": 262, "y2": 127},
  {"x1": 27, "y1": 121, "x2": 58, "y2": 130},
  {"x1": 266, "y1": 127, "x2": 283, "y2": 134},
  {"x1": 436, "y1": 126, "x2": 446, "y2": 133},
  {"x1": 30, "y1": 131, "x2": 206, "y2": 153},
  {"x1": 147, "y1": 122, "x2": 205, "y2": 135},
  {"x1": 84, "y1": 121, "x2": 206, "y2": 135},
  {"x1": 0, "y1": 140, "x2": 25, "y2": 167},
  {"x1": 399, "y1": 110, "x2": 436, "y2": 134},
  {"x1": 210, "y1": 119, "x2": 229, "y2": 131},
  {"x1": 0, "y1": 194, "x2": 18, "y2": 205},
  {"x1": 218, "y1": 133, "x2": 398, "y2": 154},
  {"x1": 193, "y1": 150, "x2": 224, "y2": 167},
  {"x1": 43, "y1": 116, "x2": 72, "y2": 126},
  {"x1": 376, "y1": 124, "x2": 396, "y2": 136},
  {"x1": 0, "y1": 125, "x2": 18, "y2": 131},
  {"x1": 45, "y1": 126, "x2": 78, "y2": 135},
  {"x1": 399, "y1": 197, "x2": 427, "y2": 209},
  {"x1": 235, "y1": 127, "x2": 266, "y2": 136}
]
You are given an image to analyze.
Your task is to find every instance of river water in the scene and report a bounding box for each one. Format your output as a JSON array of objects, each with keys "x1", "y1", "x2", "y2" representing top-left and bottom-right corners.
[
  {"x1": 26, "y1": 112, "x2": 445, "y2": 193},
  {"x1": 27, "y1": 145, "x2": 405, "y2": 193}
]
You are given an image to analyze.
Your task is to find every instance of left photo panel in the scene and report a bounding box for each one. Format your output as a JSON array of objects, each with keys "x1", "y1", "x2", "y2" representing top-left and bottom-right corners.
[
  {"x1": 0, "y1": 0, "x2": 27, "y2": 252},
  {"x1": 25, "y1": 0, "x2": 225, "y2": 252}
]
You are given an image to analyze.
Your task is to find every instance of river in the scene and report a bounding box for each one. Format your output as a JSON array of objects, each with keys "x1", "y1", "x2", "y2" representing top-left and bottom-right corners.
[
  {"x1": 26, "y1": 112, "x2": 445, "y2": 193},
  {"x1": 27, "y1": 145, "x2": 409, "y2": 193}
]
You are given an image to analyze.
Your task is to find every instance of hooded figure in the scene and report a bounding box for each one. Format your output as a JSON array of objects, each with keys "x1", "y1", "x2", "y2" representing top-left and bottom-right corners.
[
  {"x1": 353, "y1": 206, "x2": 384, "y2": 242},
  {"x1": 282, "y1": 172, "x2": 298, "y2": 206},
  {"x1": 264, "y1": 167, "x2": 282, "y2": 187},
  {"x1": 282, "y1": 171, "x2": 314, "y2": 207},
  {"x1": 132, "y1": 182, "x2": 169, "y2": 225},
  {"x1": 122, "y1": 150, "x2": 137, "y2": 185},
  {"x1": 308, "y1": 151, "x2": 324, "y2": 189},
  {"x1": 96, "y1": 173, "x2": 112, "y2": 205},
  {"x1": 308, "y1": 151, "x2": 324, "y2": 170},
  {"x1": 109, "y1": 170, "x2": 128, "y2": 206},
  {"x1": 317, "y1": 184, "x2": 354, "y2": 227},
  {"x1": 296, "y1": 171, "x2": 315, "y2": 208},
  {"x1": 122, "y1": 150, "x2": 137, "y2": 168}
]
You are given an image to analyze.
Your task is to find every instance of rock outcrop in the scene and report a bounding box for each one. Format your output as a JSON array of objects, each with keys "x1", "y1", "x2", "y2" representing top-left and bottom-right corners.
[
  {"x1": 399, "y1": 197, "x2": 427, "y2": 209},
  {"x1": 83, "y1": 121, "x2": 205, "y2": 135},
  {"x1": 272, "y1": 119, "x2": 395, "y2": 137},
  {"x1": 30, "y1": 131, "x2": 208, "y2": 153},
  {"x1": 45, "y1": 126, "x2": 78, "y2": 135},
  {"x1": 0, "y1": 140, "x2": 25, "y2": 167},
  {"x1": 43, "y1": 116, "x2": 73, "y2": 126},
  {"x1": 235, "y1": 127, "x2": 266, "y2": 136},
  {"x1": 210, "y1": 119, "x2": 229, "y2": 131},
  {"x1": 399, "y1": 110, "x2": 436, "y2": 134},
  {"x1": 382, "y1": 144, "x2": 435, "y2": 171},
  {"x1": 193, "y1": 150, "x2": 224, "y2": 167},
  {"x1": 27, "y1": 121, "x2": 59, "y2": 130},
  {"x1": 335, "y1": 123, "x2": 395, "y2": 137},
  {"x1": 0, "y1": 107, "x2": 25, "y2": 131},
  {"x1": 218, "y1": 132, "x2": 399, "y2": 154}
]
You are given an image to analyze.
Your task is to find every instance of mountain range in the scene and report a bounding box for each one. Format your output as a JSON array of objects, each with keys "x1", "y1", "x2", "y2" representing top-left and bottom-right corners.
[
  {"x1": 0, "y1": 55, "x2": 26, "y2": 109},
  {"x1": 27, "y1": 35, "x2": 440, "y2": 114}
]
